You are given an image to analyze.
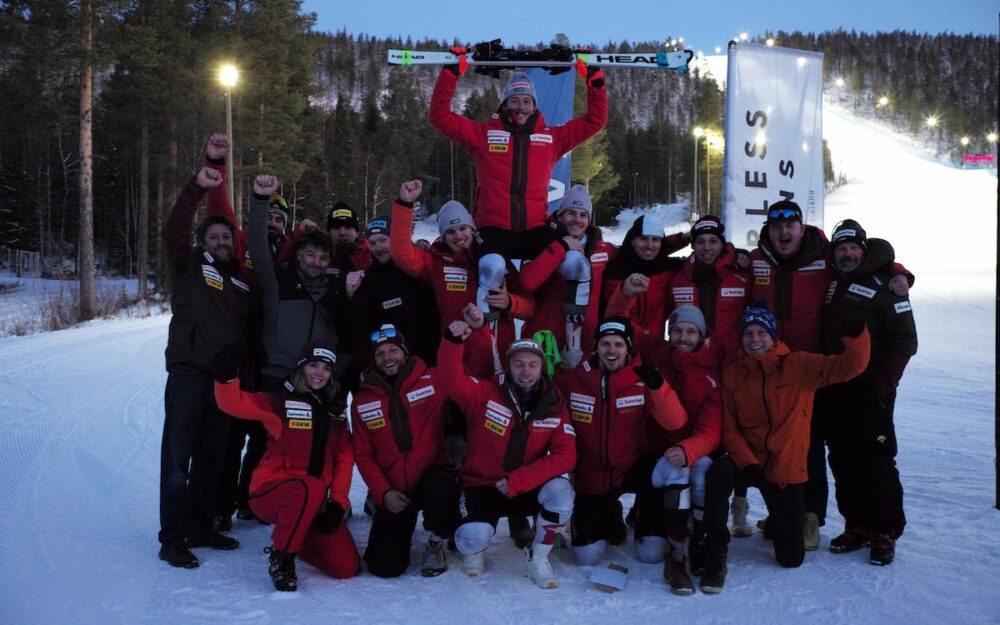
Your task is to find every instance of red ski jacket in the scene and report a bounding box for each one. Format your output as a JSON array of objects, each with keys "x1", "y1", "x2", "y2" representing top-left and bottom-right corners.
[
  {"x1": 215, "y1": 380, "x2": 354, "y2": 509},
  {"x1": 429, "y1": 69, "x2": 607, "y2": 231},
  {"x1": 437, "y1": 338, "x2": 577, "y2": 497},
  {"x1": 350, "y1": 357, "x2": 450, "y2": 506},
  {"x1": 669, "y1": 243, "x2": 751, "y2": 363},
  {"x1": 555, "y1": 357, "x2": 687, "y2": 495},
  {"x1": 518, "y1": 223, "x2": 617, "y2": 350},
  {"x1": 391, "y1": 200, "x2": 533, "y2": 377}
]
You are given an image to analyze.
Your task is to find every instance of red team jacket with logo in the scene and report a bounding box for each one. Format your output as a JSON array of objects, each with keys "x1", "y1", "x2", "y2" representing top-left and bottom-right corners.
[
  {"x1": 214, "y1": 380, "x2": 354, "y2": 509},
  {"x1": 518, "y1": 224, "x2": 617, "y2": 349},
  {"x1": 429, "y1": 69, "x2": 607, "y2": 232},
  {"x1": 391, "y1": 201, "x2": 534, "y2": 377},
  {"x1": 668, "y1": 243, "x2": 751, "y2": 362},
  {"x1": 437, "y1": 338, "x2": 577, "y2": 497},
  {"x1": 601, "y1": 232, "x2": 687, "y2": 338},
  {"x1": 350, "y1": 357, "x2": 450, "y2": 505},
  {"x1": 555, "y1": 357, "x2": 688, "y2": 495}
]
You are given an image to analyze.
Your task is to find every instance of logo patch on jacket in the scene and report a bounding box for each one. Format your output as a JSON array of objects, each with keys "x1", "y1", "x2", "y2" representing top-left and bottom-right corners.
[
  {"x1": 231, "y1": 277, "x2": 250, "y2": 292},
  {"x1": 800, "y1": 260, "x2": 827, "y2": 272},
  {"x1": 487, "y1": 130, "x2": 511, "y2": 144},
  {"x1": 444, "y1": 267, "x2": 468, "y2": 292},
  {"x1": 489, "y1": 144, "x2": 509, "y2": 153},
  {"x1": 753, "y1": 267, "x2": 771, "y2": 277},
  {"x1": 848, "y1": 283, "x2": 876, "y2": 299},
  {"x1": 530, "y1": 133, "x2": 553, "y2": 144},
  {"x1": 590, "y1": 252, "x2": 609, "y2": 264},
  {"x1": 755, "y1": 276, "x2": 771, "y2": 285},
  {"x1": 289, "y1": 419, "x2": 312, "y2": 430},
  {"x1": 532, "y1": 417, "x2": 561, "y2": 429},
  {"x1": 894, "y1": 301, "x2": 912, "y2": 314},
  {"x1": 382, "y1": 297, "x2": 402, "y2": 309},
  {"x1": 360, "y1": 407, "x2": 386, "y2": 429},
  {"x1": 615, "y1": 395, "x2": 645, "y2": 409},
  {"x1": 286, "y1": 400, "x2": 313, "y2": 429},
  {"x1": 202, "y1": 265, "x2": 224, "y2": 290},
  {"x1": 357, "y1": 400, "x2": 381, "y2": 413},
  {"x1": 564, "y1": 423, "x2": 576, "y2": 436},
  {"x1": 721, "y1": 287, "x2": 744, "y2": 298},
  {"x1": 571, "y1": 410, "x2": 593, "y2": 424},
  {"x1": 406, "y1": 386, "x2": 435, "y2": 403}
]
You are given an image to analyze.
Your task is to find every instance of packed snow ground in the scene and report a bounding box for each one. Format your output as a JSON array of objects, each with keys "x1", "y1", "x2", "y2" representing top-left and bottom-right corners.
[{"x1": 1, "y1": 102, "x2": 998, "y2": 625}]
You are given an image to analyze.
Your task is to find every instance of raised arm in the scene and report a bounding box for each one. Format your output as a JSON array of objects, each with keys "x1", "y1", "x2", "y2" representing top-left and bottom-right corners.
[
  {"x1": 214, "y1": 379, "x2": 283, "y2": 439},
  {"x1": 428, "y1": 67, "x2": 485, "y2": 153},
  {"x1": 247, "y1": 175, "x2": 281, "y2": 318},
  {"x1": 163, "y1": 169, "x2": 217, "y2": 264},
  {"x1": 389, "y1": 180, "x2": 436, "y2": 281}
]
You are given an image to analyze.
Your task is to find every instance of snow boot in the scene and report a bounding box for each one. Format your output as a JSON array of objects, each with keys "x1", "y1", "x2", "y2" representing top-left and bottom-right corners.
[
  {"x1": 508, "y1": 515, "x2": 534, "y2": 549},
  {"x1": 700, "y1": 554, "x2": 727, "y2": 594},
  {"x1": 212, "y1": 514, "x2": 233, "y2": 534},
  {"x1": 266, "y1": 547, "x2": 297, "y2": 592},
  {"x1": 462, "y1": 551, "x2": 486, "y2": 577},
  {"x1": 730, "y1": 496, "x2": 752, "y2": 538},
  {"x1": 829, "y1": 527, "x2": 871, "y2": 554},
  {"x1": 689, "y1": 536, "x2": 707, "y2": 576},
  {"x1": 188, "y1": 530, "x2": 239, "y2": 550},
  {"x1": 420, "y1": 537, "x2": 448, "y2": 577},
  {"x1": 664, "y1": 550, "x2": 695, "y2": 595},
  {"x1": 803, "y1": 512, "x2": 820, "y2": 551},
  {"x1": 869, "y1": 534, "x2": 895, "y2": 566},
  {"x1": 526, "y1": 543, "x2": 558, "y2": 589},
  {"x1": 158, "y1": 544, "x2": 199, "y2": 569}
]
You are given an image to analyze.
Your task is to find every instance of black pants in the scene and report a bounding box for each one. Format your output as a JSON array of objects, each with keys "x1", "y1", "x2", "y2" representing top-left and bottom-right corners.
[
  {"x1": 364, "y1": 465, "x2": 459, "y2": 578},
  {"x1": 159, "y1": 364, "x2": 230, "y2": 546},
  {"x1": 804, "y1": 398, "x2": 829, "y2": 525},
  {"x1": 574, "y1": 454, "x2": 665, "y2": 546},
  {"x1": 703, "y1": 455, "x2": 806, "y2": 568},
  {"x1": 216, "y1": 419, "x2": 267, "y2": 517},
  {"x1": 475, "y1": 225, "x2": 558, "y2": 262},
  {"x1": 822, "y1": 381, "x2": 906, "y2": 538}
]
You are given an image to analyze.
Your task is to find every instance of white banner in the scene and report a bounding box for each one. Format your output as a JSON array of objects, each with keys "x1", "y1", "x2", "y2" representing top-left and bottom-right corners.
[{"x1": 722, "y1": 42, "x2": 824, "y2": 249}]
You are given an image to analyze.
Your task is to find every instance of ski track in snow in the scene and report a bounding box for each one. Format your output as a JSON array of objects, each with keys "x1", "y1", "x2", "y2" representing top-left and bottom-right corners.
[{"x1": 1, "y1": 104, "x2": 999, "y2": 624}]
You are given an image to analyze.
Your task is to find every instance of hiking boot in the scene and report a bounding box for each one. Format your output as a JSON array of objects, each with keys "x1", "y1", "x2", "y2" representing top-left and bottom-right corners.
[
  {"x1": 526, "y1": 547, "x2": 558, "y2": 589},
  {"x1": 508, "y1": 515, "x2": 534, "y2": 549},
  {"x1": 266, "y1": 547, "x2": 297, "y2": 592},
  {"x1": 700, "y1": 556, "x2": 727, "y2": 594},
  {"x1": 830, "y1": 527, "x2": 871, "y2": 554},
  {"x1": 420, "y1": 538, "x2": 448, "y2": 577},
  {"x1": 689, "y1": 536, "x2": 707, "y2": 576},
  {"x1": 188, "y1": 531, "x2": 239, "y2": 550},
  {"x1": 463, "y1": 551, "x2": 486, "y2": 577},
  {"x1": 869, "y1": 534, "x2": 895, "y2": 566},
  {"x1": 664, "y1": 554, "x2": 695, "y2": 595},
  {"x1": 608, "y1": 500, "x2": 627, "y2": 546},
  {"x1": 212, "y1": 514, "x2": 233, "y2": 534},
  {"x1": 158, "y1": 544, "x2": 199, "y2": 569},
  {"x1": 803, "y1": 512, "x2": 820, "y2": 551},
  {"x1": 731, "y1": 496, "x2": 752, "y2": 538}
]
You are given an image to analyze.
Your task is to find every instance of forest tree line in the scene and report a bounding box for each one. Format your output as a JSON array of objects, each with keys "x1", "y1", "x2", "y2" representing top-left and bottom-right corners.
[{"x1": 0, "y1": 1, "x2": 995, "y2": 308}]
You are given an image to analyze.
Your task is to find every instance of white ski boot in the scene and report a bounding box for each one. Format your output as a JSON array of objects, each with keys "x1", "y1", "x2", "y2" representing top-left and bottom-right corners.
[
  {"x1": 526, "y1": 543, "x2": 558, "y2": 589},
  {"x1": 462, "y1": 550, "x2": 485, "y2": 577}
]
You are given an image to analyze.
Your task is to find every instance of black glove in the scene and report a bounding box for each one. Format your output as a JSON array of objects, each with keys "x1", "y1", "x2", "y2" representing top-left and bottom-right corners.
[
  {"x1": 840, "y1": 319, "x2": 865, "y2": 338},
  {"x1": 632, "y1": 364, "x2": 664, "y2": 390},
  {"x1": 212, "y1": 343, "x2": 242, "y2": 383},
  {"x1": 312, "y1": 499, "x2": 345, "y2": 534},
  {"x1": 740, "y1": 464, "x2": 765, "y2": 488},
  {"x1": 442, "y1": 326, "x2": 466, "y2": 344}
]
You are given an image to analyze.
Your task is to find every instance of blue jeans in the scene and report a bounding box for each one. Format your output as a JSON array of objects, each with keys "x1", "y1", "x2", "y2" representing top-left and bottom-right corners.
[{"x1": 159, "y1": 364, "x2": 231, "y2": 546}]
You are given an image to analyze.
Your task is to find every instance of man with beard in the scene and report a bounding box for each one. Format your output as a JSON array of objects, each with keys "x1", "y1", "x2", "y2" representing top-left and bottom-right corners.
[
  {"x1": 817, "y1": 220, "x2": 917, "y2": 566},
  {"x1": 352, "y1": 325, "x2": 457, "y2": 577},
  {"x1": 159, "y1": 166, "x2": 251, "y2": 568},
  {"x1": 554, "y1": 318, "x2": 687, "y2": 569}
]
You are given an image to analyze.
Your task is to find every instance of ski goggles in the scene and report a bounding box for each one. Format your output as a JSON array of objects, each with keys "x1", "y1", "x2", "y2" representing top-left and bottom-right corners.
[
  {"x1": 767, "y1": 206, "x2": 801, "y2": 221},
  {"x1": 370, "y1": 327, "x2": 399, "y2": 342}
]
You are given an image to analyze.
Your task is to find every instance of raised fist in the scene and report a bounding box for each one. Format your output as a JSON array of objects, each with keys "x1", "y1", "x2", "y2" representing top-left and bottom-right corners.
[
  {"x1": 399, "y1": 179, "x2": 423, "y2": 203},
  {"x1": 462, "y1": 302, "x2": 485, "y2": 329},
  {"x1": 621, "y1": 273, "x2": 650, "y2": 297},
  {"x1": 345, "y1": 270, "x2": 365, "y2": 298},
  {"x1": 195, "y1": 167, "x2": 223, "y2": 189},
  {"x1": 204, "y1": 133, "x2": 230, "y2": 160},
  {"x1": 254, "y1": 174, "x2": 279, "y2": 197}
]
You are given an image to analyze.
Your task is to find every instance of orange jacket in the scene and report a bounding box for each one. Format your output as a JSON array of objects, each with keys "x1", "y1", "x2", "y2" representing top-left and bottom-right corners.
[{"x1": 721, "y1": 329, "x2": 870, "y2": 485}]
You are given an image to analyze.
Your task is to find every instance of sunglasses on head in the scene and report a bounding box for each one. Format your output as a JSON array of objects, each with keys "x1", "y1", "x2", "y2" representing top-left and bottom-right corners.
[
  {"x1": 370, "y1": 327, "x2": 399, "y2": 342},
  {"x1": 767, "y1": 207, "x2": 800, "y2": 220}
]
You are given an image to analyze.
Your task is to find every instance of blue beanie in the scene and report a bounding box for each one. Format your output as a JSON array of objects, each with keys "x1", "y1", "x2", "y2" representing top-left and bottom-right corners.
[{"x1": 741, "y1": 305, "x2": 778, "y2": 342}]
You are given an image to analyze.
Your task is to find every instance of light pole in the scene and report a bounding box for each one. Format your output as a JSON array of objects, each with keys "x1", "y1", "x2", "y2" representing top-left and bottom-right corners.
[
  {"x1": 219, "y1": 64, "x2": 239, "y2": 212},
  {"x1": 693, "y1": 126, "x2": 704, "y2": 217}
]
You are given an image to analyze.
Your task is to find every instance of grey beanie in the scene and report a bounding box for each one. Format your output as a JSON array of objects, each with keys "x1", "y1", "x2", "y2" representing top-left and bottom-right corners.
[
  {"x1": 502, "y1": 72, "x2": 537, "y2": 103},
  {"x1": 669, "y1": 304, "x2": 707, "y2": 337},
  {"x1": 557, "y1": 184, "x2": 593, "y2": 216},
  {"x1": 437, "y1": 200, "x2": 476, "y2": 235}
]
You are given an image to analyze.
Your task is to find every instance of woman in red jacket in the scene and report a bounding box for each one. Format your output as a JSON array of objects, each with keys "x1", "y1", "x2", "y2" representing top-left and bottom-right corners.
[{"x1": 214, "y1": 342, "x2": 360, "y2": 592}]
